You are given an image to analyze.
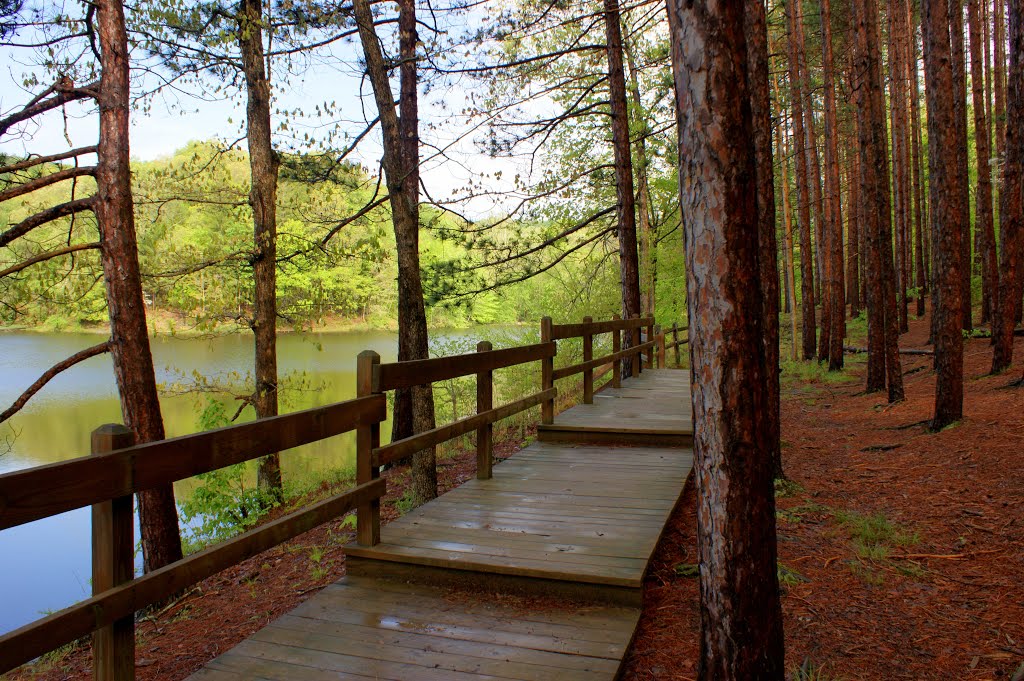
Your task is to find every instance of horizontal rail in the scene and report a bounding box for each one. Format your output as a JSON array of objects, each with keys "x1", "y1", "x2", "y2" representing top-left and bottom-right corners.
[
  {"x1": 552, "y1": 340, "x2": 656, "y2": 381},
  {"x1": 549, "y1": 316, "x2": 654, "y2": 340},
  {"x1": 0, "y1": 394, "x2": 386, "y2": 531},
  {"x1": 0, "y1": 478, "x2": 386, "y2": 675},
  {"x1": 373, "y1": 388, "x2": 556, "y2": 467},
  {"x1": 375, "y1": 342, "x2": 556, "y2": 392}
]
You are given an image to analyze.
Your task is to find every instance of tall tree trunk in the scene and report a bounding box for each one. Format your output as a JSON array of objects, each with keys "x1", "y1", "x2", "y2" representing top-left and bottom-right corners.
[
  {"x1": 848, "y1": 134, "x2": 862, "y2": 319},
  {"x1": 666, "y1": 0, "x2": 785, "y2": 675},
  {"x1": 889, "y1": 0, "x2": 912, "y2": 334},
  {"x1": 996, "y1": 0, "x2": 1008, "y2": 164},
  {"x1": 353, "y1": 0, "x2": 437, "y2": 503},
  {"x1": 910, "y1": 0, "x2": 928, "y2": 317},
  {"x1": 994, "y1": 0, "x2": 1024, "y2": 372},
  {"x1": 970, "y1": 0, "x2": 1000, "y2": 326},
  {"x1": 950, "y1": 0, "x2": 974, "y2": 331},
  {"x1": 96, "y1": 0, "x2": 182, "y2": 571},
  {"x1": 786, "y1": 0, "x2": 817, "y2": 359},
  {"x1": 625, "y1": 36, "x2": 658, "y2": 318},
  {"x1": 238, "y1": 0, "x2": 282, "y2": 500},
  {"x1": 854, "y1": 0, "x2": 905, "y2": 400},
  {"x1": 796, "y1": 6, "x2": 828, "y2": 361},
  {"x1": 821, "y1": 0, "x2": 846, "y2": 370},
  {"x1": 603, "y1": 0, "x2": 643, "y2": 328},
  {"x1": 923, "y1": 0, "x2": 966, "y2": 427},
  {"x1": 773, "y1": 61, "x2": 801, "y2": 354},
  {"x1": 746, "y1": 0, "x2": 783, "y2": 479}
]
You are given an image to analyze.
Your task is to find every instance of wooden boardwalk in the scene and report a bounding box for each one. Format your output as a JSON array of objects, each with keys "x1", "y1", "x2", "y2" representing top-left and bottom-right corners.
[{"x1": 189, "y1": 369, "x2": 693, "y2": 681}]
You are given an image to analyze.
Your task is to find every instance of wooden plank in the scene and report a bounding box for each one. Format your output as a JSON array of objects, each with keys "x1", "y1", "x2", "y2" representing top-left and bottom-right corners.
[
  {"x1": 269, "y1": 614, "x2": 621, "y2": 674},
  {"x1": 374, "y1": 342, "x2": 555, "y2": 391},
  {"x1": 0, "y1": 394, "x2": 386, "y2": 530},
  {"x1": 0, "y1": 479, "x2": 385, "y2": 675},
  {"x1": 373, "y1": 389, "x2": 554, "y2": 467},
  {"x1": 203, "y1": 652, "x2": 376, "y2": 680},
  {"x1": 253, "y1": 619, "x2": 609, "y2": 681}
]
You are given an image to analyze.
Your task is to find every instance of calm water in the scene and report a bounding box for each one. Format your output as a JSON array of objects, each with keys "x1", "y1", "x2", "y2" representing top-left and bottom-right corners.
[{"x1": 0, "y1": 326, "x2": 522, "y2": 636}]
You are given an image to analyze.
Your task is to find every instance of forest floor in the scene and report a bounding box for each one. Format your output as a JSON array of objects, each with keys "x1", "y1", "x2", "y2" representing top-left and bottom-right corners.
[{"x1": 7, "y1": 311, "x2": 1024, "y2": 680}]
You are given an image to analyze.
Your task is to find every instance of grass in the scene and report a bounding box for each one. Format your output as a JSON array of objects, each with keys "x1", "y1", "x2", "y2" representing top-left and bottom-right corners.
[
  {"x1": 832, "y1": 509, "x2": 921, "y2": 583},
  {"x1": 791, "y1": 657, "x2": 843, "y2": 681}
]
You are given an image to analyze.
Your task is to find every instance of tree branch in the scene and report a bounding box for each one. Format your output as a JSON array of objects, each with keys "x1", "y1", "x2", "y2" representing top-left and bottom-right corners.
[
  {"x1": 0, "y1": 341, "x2": 111, "y2": 424},
  {"x1": 0, "y1": 242, "x2": 101, "y2": 278},
  {"x1": 0, "y1": 80, "x2": 99, "y2": 138},
  {"x1": 0, "y1": 146, "x2": 98, "y2": 174},
  {"x1": 0, "y1": 166, "x2": 96, "y2": 203},
  {"x1": 0, "y1": 197, "x2": 95, "y2": 248}
]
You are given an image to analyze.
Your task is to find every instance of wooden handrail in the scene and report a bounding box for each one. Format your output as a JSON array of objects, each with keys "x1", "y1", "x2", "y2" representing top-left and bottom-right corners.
[
  {"x1": 0, "y1": 395, "x2": 386, "y2": 531},
  {"x1": 374, "y1": 342, "x2": 555, "y2": 391},
  {"x1": 0, "y1": 478, "x2": 385, "y2": 675},
  {"x1": 551, "y1": 339, "x2": 657, "y2": 381},
  {"x1": 372, "y1": 388, "x2": 556, "y2": 467},
  {"x1": 549, "y1": 315, "x2": 654, "y2": 340}
]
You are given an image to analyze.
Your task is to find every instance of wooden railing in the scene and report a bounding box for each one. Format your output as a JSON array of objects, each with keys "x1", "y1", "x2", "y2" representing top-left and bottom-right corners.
[
  {"x1": 353, "y1": 341, "x2": 557, "y2": 546},
  {"x1": 0, "y1": 313, "x2": 686, "y2": 678},
  {"x1": 541, "y1": 314, "x2": 656, "y2": 421},
  {"x1": 0, "y1": 397, "x2": 387, "y2": 678},
  {"x1": 665, "y1": 322, "x2": 690, "y2": 366}
]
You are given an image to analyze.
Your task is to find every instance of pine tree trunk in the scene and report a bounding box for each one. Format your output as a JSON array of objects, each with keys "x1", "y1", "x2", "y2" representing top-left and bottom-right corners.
[
  {"x1": 353, "y1": 0, "x2": 437, "y2": 504},
  {"x1": 625, "y1": 36, "x2": 657, "y2": 318},
  {"x1": 746, "y1": 0, "x2": 783, "y2": 479},
  {"x1": 665, "y1": 1, "x2": 786, "y2": 675},
  {"x1": 910, "y1": 0, "x2": 929, "y2": 317},
  {"x1": 238, "y1": 0, "x2": 283, "y2": 499},
  {"x1": 970, "y1": 0, "x2": 1000, "y2": 326},
  {"x1": 923, "y1": 0, "x2": 966, "y2": 427},
  {"x1": 786, "y1": 0, "x2": 817, "y2": 360},
  {"x1": 96, "y1": 0, "x2": 182, "y2": 571},
  {"x1": 848, "y1": 134, "x2": 862, "y2": 319},
  {"x1": 603, "y1": 0, "x2": 642, "y2": 328},
  {"x1": 821, "y1": 0, "x2": 846, "y2": 370},
  {"x1": 996, "y1": 0, "x2": 1008, "y2": 163},
  {"x1": 773, "y1": 61, "x2": 801, "y2": 355},
  {"x1": 993, "y1": 0, "x2": 1024, "y2": 372},
  {"x1": 950, "y1": 0, "x2": 975, "y2": 332},
  {"x1": 853, "y1": 0, "x2": 905, "y2": 400}
]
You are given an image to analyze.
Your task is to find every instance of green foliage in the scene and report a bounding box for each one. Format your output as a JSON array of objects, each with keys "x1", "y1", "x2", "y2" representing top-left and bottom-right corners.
[
  {"x1": 178, "y1": 398, "x2": 280, "y2": 553},
  {"x1": 791, "y1": 658, "x2": 842, "y2": 681},
  {"x1": 777, "y1": 563, "x2": 809, "y2": 587},
  {"x1": 674, "y1": 563, "x2": 699, "y2": 578}
]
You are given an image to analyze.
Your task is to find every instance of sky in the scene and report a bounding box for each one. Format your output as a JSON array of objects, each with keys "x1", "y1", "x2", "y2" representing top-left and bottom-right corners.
[{"x1": 0, "y1": 8, "x2": 529, "y2": 220}]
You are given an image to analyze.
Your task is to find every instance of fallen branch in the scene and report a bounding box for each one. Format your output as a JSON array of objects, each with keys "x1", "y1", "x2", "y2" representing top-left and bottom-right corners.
[
  {"x1": 0, "y1": 341, "x2": 111, "y2": 424},
  {"x1": 844, "y1": 345, "x2": 934, "y2": 356}
]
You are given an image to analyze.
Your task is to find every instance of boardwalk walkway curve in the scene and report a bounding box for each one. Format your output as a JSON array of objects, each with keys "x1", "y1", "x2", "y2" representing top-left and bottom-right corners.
[{"x1": 0, "y1": 316, "x2": 693, "y2": 681}]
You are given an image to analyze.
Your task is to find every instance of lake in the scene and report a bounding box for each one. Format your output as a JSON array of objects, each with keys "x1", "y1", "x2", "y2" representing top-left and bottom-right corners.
[{"x1": 0, "y1": 325, "x2": 529, "y2": 636}]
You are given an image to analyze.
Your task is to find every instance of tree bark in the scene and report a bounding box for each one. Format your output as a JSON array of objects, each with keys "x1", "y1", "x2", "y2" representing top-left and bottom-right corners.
[
  {"x1": 910, "y1": 0, "x2": 928, "y2": 317},
  {"x1": 745, "y1": 0, "x2": 783, "y2": 479},
  {"x1": 996, "y1": 0, "x2": 1008, "y2": 164},
  {"x1": 665, "y1": 0, "x2": 785, "y2": 675},
  {"x1": 624, "y1": 35, "x2": 658, "y2": 319},
  {"x1": 821, "y1": 0, "x2": 846, "y2": 370},
  {"x1": 889, "y1": 0, "x2": 912, "y2": 334},
  {"x1": 970, "y1": 0, "x2": 1000, "y2": 326},
  {"x1": 237, "y1": 0, "x2": 283, "y2": 499},
  {"x1": 994, "y1": 0, "x2": 1024, "y2": 372},
  {"x1": 603, "y1": 0, "x2": 643, "y2": 326},
  {"x1": 353, "y1": 0, "x2": 437, "y2": 503},
  {"x1": 853, "y1": 0, "x2": 905, "y2": 400},
  {"x1": 95, "y1": 0, "x2": 182, "y2": 571},
  {"x1": 923, "y1": 0, "x2": 966, "y2": 426},
  {"x1": 786, "y1": 0, "x2": 817, "y2": 360},
  {"x1": 949, "y1": 0, "x2": 974, "y2": 332},
  {"x1": 847, "y1": 121, "x2": 862, "y2": 319}
]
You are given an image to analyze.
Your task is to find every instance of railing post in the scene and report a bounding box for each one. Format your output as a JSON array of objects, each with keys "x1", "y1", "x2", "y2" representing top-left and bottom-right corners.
[
  {"x1": 476, "y1": 340, "x2": 493, "y2": 480},
  {"x1": 540, "y1": 316, "x2": 555, "y2": 424},
  {"x1": 356, "y1": 350, "x2": 381, "y2": 546},
  {"x1": 672, "y1": 322, "x2": 681, "y2": 366},
  {"x1": 656, "y1": 324, "x2": 666, "y2": 369},
  {"x1": 91, "y1": 424, "x2": 135, "y2": 681},
  {"x1": 612, "y1": 313, "x2": 622, "y2": 389},
  {"x1": 631, "y1": 313, "x2": 641, "y2": 378},
  {"x1": 582, "y1": 316, "x2": 594, "y2": 404},
  {"x1": 646, "y1": 318, "x2": 655, "y2": 369}
]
